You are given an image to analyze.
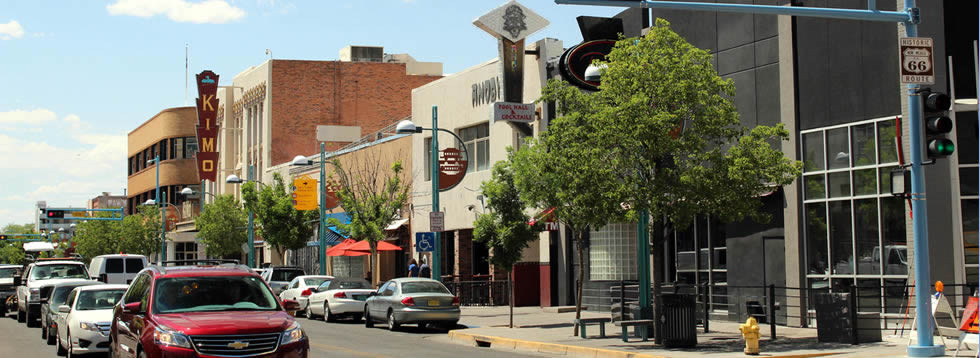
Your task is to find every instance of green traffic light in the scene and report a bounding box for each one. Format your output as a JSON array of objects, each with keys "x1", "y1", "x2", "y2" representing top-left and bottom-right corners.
[{"x1": 928, "y1": 138, "x2": 955, "y2": 157}]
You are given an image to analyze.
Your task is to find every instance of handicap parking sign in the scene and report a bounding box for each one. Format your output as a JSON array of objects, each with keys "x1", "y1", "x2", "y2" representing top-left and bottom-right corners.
[{"x1": 415, "y1": 232, "x2": 435, "y2": 252}]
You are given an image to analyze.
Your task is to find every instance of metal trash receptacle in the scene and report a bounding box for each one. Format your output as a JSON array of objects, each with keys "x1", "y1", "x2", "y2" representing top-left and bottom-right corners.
[{"x1": 658, "y1": 294, "x2": 697, "y2": 348}]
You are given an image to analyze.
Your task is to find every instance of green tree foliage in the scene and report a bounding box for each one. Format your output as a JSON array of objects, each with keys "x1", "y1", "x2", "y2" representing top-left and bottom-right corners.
[
  {"x1": 330, "y1": 158, "x2": 410, "y2": 286},
  {"x1": 242, "y1": 172, "x2": 318, "y2": 261},
  {"x1": 74, "y1": 213, "x2": 123, "y2": 259},
  {"x1": 0, "y1": 223, "x2": 33, "y2": 264},
  {"x1": 523, "y1": 19, "x2": 802, "y2": 334},
  {"x1": 196, "y1": 194, "x2": 248, "y2": 258},
  {"x1": 119, "y1": 205, "x2": 162, "y2": 257},
  {"x1": 473, "y1": 152, "x2": 542, "y2": 328}
]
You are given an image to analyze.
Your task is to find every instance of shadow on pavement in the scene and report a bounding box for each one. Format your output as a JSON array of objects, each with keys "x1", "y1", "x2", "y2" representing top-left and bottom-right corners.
[{"x1": 606, "y1": 337, "x2": 865, "y2": 354}]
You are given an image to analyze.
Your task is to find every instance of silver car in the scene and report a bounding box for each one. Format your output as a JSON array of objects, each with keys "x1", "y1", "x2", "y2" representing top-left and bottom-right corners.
[{"x1": 363, "y1": 278, "x2": 459, "y2": 331}]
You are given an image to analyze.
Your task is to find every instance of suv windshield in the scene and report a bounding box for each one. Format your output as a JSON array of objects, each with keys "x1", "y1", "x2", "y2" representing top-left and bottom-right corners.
[
  {"x1": 76, "y1": 289, "x2": 125, "y2": 310},
  {"x1": 30, "y1": 264, "x2": 87, "y2": 280},
  {"x1": 401, "y1": 281, "x2": 450, "y2": 294},
  {"x1": 0, "y1": 268, "x2": 18, "y2": 278},
  {"x1": 270, "y1": 269, "x2": 303, "y2": 282},
  {"x1": 153, "y1": 276, "x2": 279, "y2": 313}
]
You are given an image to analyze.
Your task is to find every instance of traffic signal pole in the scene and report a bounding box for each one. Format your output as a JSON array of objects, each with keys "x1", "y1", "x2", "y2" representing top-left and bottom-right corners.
[{"x1": 555, "y1": 1, "x2": 942, "y2": 355}]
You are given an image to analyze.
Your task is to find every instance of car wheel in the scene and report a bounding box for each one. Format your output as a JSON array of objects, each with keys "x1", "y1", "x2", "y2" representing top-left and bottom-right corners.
[
  {"x1": 16, "y1": 308, "x2": 24, "y2": 323},
  {"x1": 352, "y1": 313, "x2": 362, "y2": 323},
  {"x1": 41, "y1": 318, "x2": 47, "y2": 339},
  {"x1": 56, "y1": 331, "x2": 66, "y2": 356},
  {"x1": 46, "y1": 325, "x2": 56, "y2": 345},
  {"x1": 66, "y1": 331, "x2": 73, "y2": 358},
  {"x1": 324, "y1": 303, "x2": 334, "y2": 323},
  {"x1": 25, "y1": 309, "x2": 36, "y2": 327},
  {"x1": 364, "y1": 306, "x2": 373, "y2": 328},
  {"x1": 387, "y1": 310, "x2": 399, "y2": 331}
]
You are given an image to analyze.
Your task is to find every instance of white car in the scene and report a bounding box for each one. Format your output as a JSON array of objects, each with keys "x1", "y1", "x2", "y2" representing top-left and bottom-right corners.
[
  {"x1": 17, "y1": 260, "x2": 90, "y2": 327},
  {"x1": 55, "y1": 284, "x2": 128, "y2": 356},
  {"x1": 278, "y1": 275, "x2": 332, "y2": 314},
  {"x1": 306, "y1": 278, "x2": 374, "y2": 322}
]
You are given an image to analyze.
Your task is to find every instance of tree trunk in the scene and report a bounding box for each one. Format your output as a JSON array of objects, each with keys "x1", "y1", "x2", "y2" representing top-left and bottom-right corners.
[
  {"x1": 573, "y1": 229, "x2": 585, "y2": 336},
  {"x1": 370, "y1": 243, "x2": 378, "y2": 287},
  {"x1": 509, "y1": 269, "x2": 514, "y2": 328}
]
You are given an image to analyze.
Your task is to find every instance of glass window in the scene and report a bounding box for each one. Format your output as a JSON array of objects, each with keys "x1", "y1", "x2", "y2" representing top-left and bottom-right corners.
[
  {"x1": 829, "y1": 200, "x2": 853, "y2": 275},
  {"x1": 854, "y1": 199, "x2": 880, "y2": 275},
  {"x1": 960, "y1": 168, "x2": 978, "y2": 196},
  {"x1": 75, "y1": 289, "x2": 126, "y2": 310},
  {"x1": 153, "y1": 276, "x2": 279, "y2": 313},
  {"x1": 270, "y1": 269, "x2": 303, "y2": 282},
  {"x1": 106, "y1": 258, "x2": 124, "y2": 273},
  {"x1": 851, "y1": 123, "x2": 876, "y2": 166},
  {"x1": 0, "y1": 267, "x2": 17, "y2": 278},
  {"x1": 806, "y1": 203, "x2": 828, "y2": 275},
  {"x1": 170, "y1": 138, "x2": 177, "y2": 159},
  {"x1": 805, "y1": 174, "x2": 825, "y2": 200},
  {"x1": 956, "y1": 113, "x2": 978, "y2": 164},
  {"x1": 826, "y1": 128, "x2": 850, "y2": 170},
  {"x1": 802, "y1": 132, "x2": 825, "y2": 172},
  {"x1": 333, "y1": 280, "x2": 370, "y2": 289},
  {"x1": 30, "y1": 264, "x2": 88, "y2": 280},
  {"x1": 174, "y1": 138, "x2": 184, "y2": 159},
  {"x1": 185, "y1": 137, "x2": 198, "y2": 158},
  {"x1": 856, "y1": 279, "x2": 882, "y2": 313},
  {"x1": 459, "y1": 123, "x2": 490, "y2": 173},
  {"x1": 879, "y1": 167, "x2": 899, "y2": 194},
  {"x1": 590, "y1": 223, "x2": 638, "y2": 280},
  {"x1": 160, "y1": 139, "x2": 168, "y2": 161},
  {"x1": 853, "y1": 169, "x2": 877, "y2": 196},
  {"x1": 126, "y1": 258, "x2": 144, "y2": 273},
  {"x1": 303, "y1": 277, "x2": 330, "y2": 287},
  {"x1": 401, "y1": 281, "x2": 450, "y2": 294},
  {"x1": 963, "y1": 200, "x2": 978, "y2": 266},
  {"x1": 828, "y1": 172, "x2": 850, "y2": 198},
  {"x1": 877, "y1": 120, "x2": 899, "y2": 164}
]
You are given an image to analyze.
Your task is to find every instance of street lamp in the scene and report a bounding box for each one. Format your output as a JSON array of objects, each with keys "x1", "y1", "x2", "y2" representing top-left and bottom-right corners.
[
  {"x1": 291, "y1": 149, "x2": 336, "y2": 276},
  {"x1": 395, "y1": 109, "x2": 470, "y2": 281},
  {"x1": 181, "y1": 186, "x2": 215, "y2": 214},
  {"x1": 226, "y1": 167, "x2": 260, "y2": 268},
  {"x1": 147, "y1": 156, "x2": 166, "y2": 264}
]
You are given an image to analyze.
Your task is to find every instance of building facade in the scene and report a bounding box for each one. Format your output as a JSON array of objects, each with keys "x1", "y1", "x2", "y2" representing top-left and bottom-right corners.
[{"x1": 88, "y1": 192, "x2": 126, "y2": 210}]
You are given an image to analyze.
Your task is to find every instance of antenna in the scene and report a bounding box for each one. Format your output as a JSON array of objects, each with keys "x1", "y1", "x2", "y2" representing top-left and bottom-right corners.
[{"x1": 185, "y1": 44, "x2": 189, "y2": 105}]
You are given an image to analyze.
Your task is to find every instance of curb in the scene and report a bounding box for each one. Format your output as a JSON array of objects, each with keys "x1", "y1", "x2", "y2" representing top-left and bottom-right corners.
[{"x1": 447, "y1": 330, "x2": 851, "y2": 358}]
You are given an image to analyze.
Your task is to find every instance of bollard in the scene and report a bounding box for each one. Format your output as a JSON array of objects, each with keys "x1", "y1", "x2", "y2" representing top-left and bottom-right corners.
[
  {"x1": 739, "y1": 317, "x2": 761, "y2": 355},
  {"x1": 768, "y1": 284, "x2": 776, "y2": 340}
]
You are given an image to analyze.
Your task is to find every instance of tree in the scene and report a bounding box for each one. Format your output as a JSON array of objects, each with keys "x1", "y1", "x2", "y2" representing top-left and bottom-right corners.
[
  {"x1": 473, "y1": 151, "x2": 542, "y2": 328},
  {"x1": 196, "y1": 194, "x2": 248, "y2": 258},
  {"x1": 529, "y1": 19, "x2": 802, "y2": 335},
  {"x1": 0, "y1": 223, "x2": 33, "y2": 265},
  {"x1": 119, "y1": 205, "x2": 162, "y2": 257},
  {"x1": 74, "y1": 213, "x2": 123, "y2": 259},
  {"x1": 242, "y1": 172, "x2": 318, "y2": 263},
  {"x1": 330, "y1": 157, "x2": 411, "y2": 287}
]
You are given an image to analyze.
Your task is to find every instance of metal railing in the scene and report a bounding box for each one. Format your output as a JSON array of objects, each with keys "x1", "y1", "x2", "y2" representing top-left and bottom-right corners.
[{"x1": 442, "y1": 279, "x2": 510, "y2": 306}]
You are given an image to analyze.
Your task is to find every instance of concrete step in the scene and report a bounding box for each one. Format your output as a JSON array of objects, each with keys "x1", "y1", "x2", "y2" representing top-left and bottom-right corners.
[{"x1": 542, "y1": 306, "x2": 587, "y2": 313}]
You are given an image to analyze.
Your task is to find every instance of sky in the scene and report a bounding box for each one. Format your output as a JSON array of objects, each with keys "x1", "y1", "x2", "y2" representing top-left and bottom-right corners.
[{"x1": 0, "y1": 0, "x2": 622, "y2": 227}]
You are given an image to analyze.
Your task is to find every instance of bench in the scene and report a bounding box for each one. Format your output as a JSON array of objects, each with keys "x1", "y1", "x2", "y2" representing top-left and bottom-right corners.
[
  {"x1": 614, "y1": 319, "x2": 654, "y2": 342},
  {"x1": 574, "y1": 317, "x2": 611, "y2": 338}
]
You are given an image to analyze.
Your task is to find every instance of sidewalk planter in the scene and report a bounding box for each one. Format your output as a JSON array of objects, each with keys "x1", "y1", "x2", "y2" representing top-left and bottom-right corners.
[{"x1": 658, "y1": 293, "x2": 698, "y2": 348}]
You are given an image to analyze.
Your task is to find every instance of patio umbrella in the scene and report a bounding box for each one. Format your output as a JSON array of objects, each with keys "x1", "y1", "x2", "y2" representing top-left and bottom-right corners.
[
  {"x1": 325, "y1": 238, "x2": 366, "y2": 257},
  {"x1": 346, "y1": 239, "x2": 402, "y2": 253}
]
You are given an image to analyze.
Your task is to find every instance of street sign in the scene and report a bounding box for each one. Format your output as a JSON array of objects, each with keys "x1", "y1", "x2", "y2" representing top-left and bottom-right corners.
[
  {"x1": 292, "y1": 175, "x2": 317, "y2": 211},
  {"x1": 492, "y1": 102, "x2": 535, "y2": 124},
  {"x1": 899, "y1": 37, "x2": 935, "y2": 84},
  {"x1": 415, "y1": 232, "x2": 435, "y2": 252},
  {"x1": 429, "y1": 212, "x2": 444, "y2": 232},
  {"x1": 438, "y1": 148, "x2": 467, "y2": 191}
]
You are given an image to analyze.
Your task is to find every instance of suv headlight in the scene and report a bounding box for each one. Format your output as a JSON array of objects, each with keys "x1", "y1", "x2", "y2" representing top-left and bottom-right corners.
[
  {"x1": 280, "y1": 321, "x2": 305, "y2": 345},
  {"x1": 29, "y1": 288, "x2": 39, "y2": 301},
  {"x1": 154, "y1": 327, "x2": 192, "y2": 349},
  {"x1": 80, "y1": 322, "x2": 100, "y2": 331}
]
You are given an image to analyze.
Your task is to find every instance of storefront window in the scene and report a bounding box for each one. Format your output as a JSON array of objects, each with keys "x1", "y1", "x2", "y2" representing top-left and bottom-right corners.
[
  {"x1": 459, "y1": 123, "x2": 489, "y2": 173},
  {"x1": 802, "y1": 132, "x2": 824, "y2": 172},
  {"x1": 589, "y1": 223, "x2": 637, "y2": 281}
]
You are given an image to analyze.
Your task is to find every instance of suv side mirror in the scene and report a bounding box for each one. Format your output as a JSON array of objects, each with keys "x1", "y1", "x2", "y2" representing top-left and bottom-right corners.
[
  {"x1": 282, "y1": 299, "x2": 300, "y2": 311},
  {"x1": 122, "y1": 302, "x2": 142, "y2": 314},
  {"x1": 58, "y1": 305, "x2": 71, "y2": 313}
]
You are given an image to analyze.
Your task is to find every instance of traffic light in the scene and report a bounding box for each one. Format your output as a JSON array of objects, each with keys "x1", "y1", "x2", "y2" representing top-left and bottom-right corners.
[
  {"x1": 922, "y1": 90, "x2": 954, "y2": 159},
  {"x1": 0, "y1": 234, "x2": 7, "y2": 241},
  {"x1": 46, "y1": 210, "x2": 64, "y2": 218}
]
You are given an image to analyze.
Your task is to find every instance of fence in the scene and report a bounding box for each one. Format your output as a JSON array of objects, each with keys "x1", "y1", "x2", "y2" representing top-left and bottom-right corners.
[
  {"x1": 587, "y1": 280, "x2": 978, "y2": 344},
  {"x1": 442, "y1": 279, "x2": 510, "y2": 306}
]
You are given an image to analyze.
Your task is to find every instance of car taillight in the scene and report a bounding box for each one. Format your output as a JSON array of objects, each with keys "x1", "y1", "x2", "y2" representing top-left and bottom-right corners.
[
  {"x1": 301, "y1": 289, "x2": 312, "y2": 297},
  {"x1": 452, "y1": 296, "x2": 460, "y2": 306},
  {"x1": 333, "y1": 292, "x2": 346, "y2": 298},
  {"x1": 401, "y1": 297, "x2": 415, "y2": 306}
]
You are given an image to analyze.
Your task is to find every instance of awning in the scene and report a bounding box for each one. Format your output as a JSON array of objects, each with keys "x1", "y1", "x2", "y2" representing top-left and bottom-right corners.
[
  {"x1": 384, "y1": 218, "x2": 410, "y2": 231},
  {"x1": 528, "y1": 207, "x2": 556, "y2": 226}
]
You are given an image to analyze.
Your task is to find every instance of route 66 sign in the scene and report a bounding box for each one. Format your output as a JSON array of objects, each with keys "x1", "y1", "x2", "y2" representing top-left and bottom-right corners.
[{"x1": 899, "y1": 37, "x2": 934, "y2": 85}]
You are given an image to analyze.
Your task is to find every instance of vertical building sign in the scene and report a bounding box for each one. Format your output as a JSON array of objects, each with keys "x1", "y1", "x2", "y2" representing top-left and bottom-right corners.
[
  {"x1": 473, "y1": 1, "x2": 549, "y2": 103},
  {"x1": 195, "y1": 70, "x2": 220, "y2": 182}
]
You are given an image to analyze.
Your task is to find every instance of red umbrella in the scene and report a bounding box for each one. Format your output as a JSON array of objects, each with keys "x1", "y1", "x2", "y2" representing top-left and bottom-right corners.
[
  {"x1": 346, "y1": 239, "x2": 402, "y2": 253},
  {"x1": 326, "y1": 238, "x2": 368, "y2": 257}
]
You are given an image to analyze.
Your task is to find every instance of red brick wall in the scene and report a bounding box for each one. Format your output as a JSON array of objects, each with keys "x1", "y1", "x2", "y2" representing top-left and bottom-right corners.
[{"x1": 269, "y1": 60, "x2": 441, "y2": 165}]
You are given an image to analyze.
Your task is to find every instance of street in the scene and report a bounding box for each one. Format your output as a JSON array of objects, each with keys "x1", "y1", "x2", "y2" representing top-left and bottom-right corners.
[{"x1": 0, "y1": 312, "x2": 543, "y2": 358}]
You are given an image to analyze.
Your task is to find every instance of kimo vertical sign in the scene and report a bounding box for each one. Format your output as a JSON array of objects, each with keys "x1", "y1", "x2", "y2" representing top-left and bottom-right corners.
[{"x1": 195, "y1": 70, "x2": 220, "y2": 182}]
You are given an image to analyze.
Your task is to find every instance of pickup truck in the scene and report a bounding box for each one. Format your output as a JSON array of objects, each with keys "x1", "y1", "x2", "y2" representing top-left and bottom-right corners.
[
  {"x1": 15, "y1": 260, "x2": 89, "y2": 327},
  {"x1": 0, "y1": 264, "x2": 20, "y2": 316}
]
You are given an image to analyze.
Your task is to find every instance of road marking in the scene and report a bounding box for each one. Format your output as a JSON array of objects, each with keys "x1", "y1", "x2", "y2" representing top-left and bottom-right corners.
[{"x1": 310, "y1": 342, "x2": 391, "y2": 358}]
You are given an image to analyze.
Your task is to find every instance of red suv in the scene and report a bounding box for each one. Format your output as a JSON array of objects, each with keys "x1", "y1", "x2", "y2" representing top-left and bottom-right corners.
[{"x1": 110, "y1": 262, "x2": 308, "y2": 358}]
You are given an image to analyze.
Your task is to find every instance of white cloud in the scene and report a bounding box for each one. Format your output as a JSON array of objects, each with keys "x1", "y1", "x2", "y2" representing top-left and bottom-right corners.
[
  {"x1": 106, "y1": 0, "x2": 246, "y2": 24},
  {"x1": 64, "y1": 114, "x2": 84, "y2": 130},
  {"x1": 0, "y1": 109, "x2": 57, "y2": 124},
  {"x1": 0, "y1": 20, "x2": 25, "y2": 40}
]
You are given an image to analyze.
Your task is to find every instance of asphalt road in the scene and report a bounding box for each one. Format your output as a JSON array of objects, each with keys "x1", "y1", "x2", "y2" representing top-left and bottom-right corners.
[{"x1": 0, "y1": 311, "x2": 542, "y2": 358}]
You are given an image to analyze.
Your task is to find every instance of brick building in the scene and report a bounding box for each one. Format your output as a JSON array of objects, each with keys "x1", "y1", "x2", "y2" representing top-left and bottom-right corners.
[
  {"x1": 211, "y1": 46, "x2": 442, "y2": 266},
  {"x1": 88, "y1": 192, "x2": 126, "y2": 210}
]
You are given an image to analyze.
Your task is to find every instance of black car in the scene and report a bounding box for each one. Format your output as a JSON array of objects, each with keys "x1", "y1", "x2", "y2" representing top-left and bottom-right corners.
[{"x1": 40, "y1": 280, "x2": 101, "y2": 345}]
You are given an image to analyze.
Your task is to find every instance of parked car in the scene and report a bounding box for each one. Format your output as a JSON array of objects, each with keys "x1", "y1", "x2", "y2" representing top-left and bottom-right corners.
[
  {"x1": 16, "y1": 259, "x2": 90, "y2": 327},
  {"x1": 279, "y1": 275, "x2": 332, "y2": 315},
  {"x1": 41, "y1": 280, "x2": 102, "y2": 345},
  {"x1": 110, "y1": 262, "x2": 309, "y2": 358},
  {"x1": 260, "y1": 266, "x2": 306, "y2": 295},
  {"x1": 88, "y1": 254, "x2": 148, "y2": 284},
  {"x1": 55, "y1": 284, "x2": 128, "y2": 356},
  {"x1": 307, "y1": 278, "x2": 373, "y2": 321},
  {"x1": 0, "y1": 264, "x2": 21, "y2": 316},
  {"x1": 363, "y1": 278, "x2": 459, "y2": 331}
]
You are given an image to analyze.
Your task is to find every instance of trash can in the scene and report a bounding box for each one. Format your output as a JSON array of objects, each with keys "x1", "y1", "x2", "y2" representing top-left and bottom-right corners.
[
  {"x1": 658, "y1": 294, "x2": 697, "y2": 348},
  {"x1": 814, "y1": 292, "x2": 879, "y2": 344}
]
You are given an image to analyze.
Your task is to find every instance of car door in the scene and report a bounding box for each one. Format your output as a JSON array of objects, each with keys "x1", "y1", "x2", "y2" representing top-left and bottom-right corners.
[
  {"x1": 309, "y1": 281, "x2": 331, "y2": 315},
  {"x1": 369, "y1": 282, "x2": 389, "y2": 320},
  {"x1": 57, "y1": 288, "x2": 78, "y2": 346},
  {"x1": 280, "y1": 277, "x2": 300, "y2": 302},
  {"x1": 114, "y1": 273, "x2": 149, "y2": 358}
]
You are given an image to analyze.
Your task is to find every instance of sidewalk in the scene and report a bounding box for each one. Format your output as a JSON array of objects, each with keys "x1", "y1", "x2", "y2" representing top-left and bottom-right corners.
[{"x1": 439, "y1": 306, "x2": 978, "y2": 358}]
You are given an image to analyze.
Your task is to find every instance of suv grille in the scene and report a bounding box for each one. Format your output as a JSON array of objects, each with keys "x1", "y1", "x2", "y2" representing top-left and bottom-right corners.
[
  {"x1": 96, "y1": 322, "x2": 111, "y2": 336},
  {"x1": 190, "y1": 333, "x2": 280, "y2": 357}
]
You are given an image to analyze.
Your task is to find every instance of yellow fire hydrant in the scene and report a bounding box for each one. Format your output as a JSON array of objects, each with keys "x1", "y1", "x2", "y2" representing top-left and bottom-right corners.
[{"x1": 739, "y1": 317, "x2": 761, "y2": 355}]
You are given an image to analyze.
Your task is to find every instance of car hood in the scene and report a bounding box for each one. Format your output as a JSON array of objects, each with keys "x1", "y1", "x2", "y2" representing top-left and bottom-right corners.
[
  {"x1": 70, "y1": 309, "x2": 114, "y2": 323},
  {"x1": 155, "y1": 311, "x2": 293, "y2": 336},
  {"x1": 29, "y1": 278, "x2": 90, "y2": 288}
]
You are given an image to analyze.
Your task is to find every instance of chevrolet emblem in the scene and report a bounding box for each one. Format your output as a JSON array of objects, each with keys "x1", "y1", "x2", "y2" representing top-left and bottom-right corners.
[{"x1": 227, "y1": 341, "x2": 249, "y2": 349}]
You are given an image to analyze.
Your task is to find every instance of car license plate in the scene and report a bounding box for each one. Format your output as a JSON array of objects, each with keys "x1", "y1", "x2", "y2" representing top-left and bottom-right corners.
[
  {"x1": 354, "y1": 295, "x2": 367, "y2": 301},
  {"x1": 428, "y1": 299, "x2": 439, "y2": 307}
]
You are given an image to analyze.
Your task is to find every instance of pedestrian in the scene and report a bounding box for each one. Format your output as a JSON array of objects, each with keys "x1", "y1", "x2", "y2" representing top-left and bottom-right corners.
[
  {"x1": 408, "y1": 258, "x2": 419, "y2": 277},
  {"x1": 419, "y1": 256, "x2": 431, "y2": 279}
]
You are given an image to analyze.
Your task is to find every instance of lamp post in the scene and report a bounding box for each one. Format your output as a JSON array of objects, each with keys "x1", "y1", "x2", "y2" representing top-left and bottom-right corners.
[
  {"x1": 144, "y1": 191, "x2": 182, "y2": 263},
  {"x1": 226, "y1": 167, "x2": 261, "y2": 268},
  {"x1": 147, "y1": 156, "x2": 164, "y2": 263},
  {"x1": 181, "y1": 186, "x2": 215, "y2": 214},
  {"x1": 291, "y1": 145, "x2": 337, "y2": 276},
  {"x1": 395, "y1": 109, "x2": 470, "y2": 281}
]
